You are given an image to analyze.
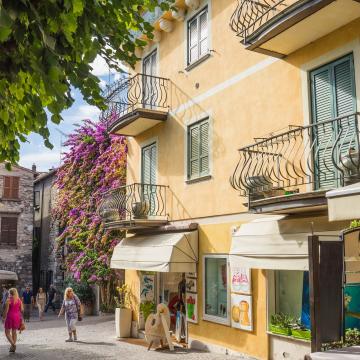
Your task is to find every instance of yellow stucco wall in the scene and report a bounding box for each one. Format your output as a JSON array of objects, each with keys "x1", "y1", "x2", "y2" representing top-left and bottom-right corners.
[
  {"x1": 188, "y1": 222, "x2": 268, "y2": 360},
  {"x1": 126, "y1": 0, "x2": 360, "y2": 220}
]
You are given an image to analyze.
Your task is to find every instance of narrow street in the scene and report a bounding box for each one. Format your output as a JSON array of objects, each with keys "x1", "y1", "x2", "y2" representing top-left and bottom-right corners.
[{"x1": 0, "y1": 313, "x2": 243, "y2": 360}]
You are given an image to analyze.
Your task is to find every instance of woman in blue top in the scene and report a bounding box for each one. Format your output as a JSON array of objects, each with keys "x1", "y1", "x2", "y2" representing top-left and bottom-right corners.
[{"x1": 58, "y1": 287, "x2": 81, "y2": 342}]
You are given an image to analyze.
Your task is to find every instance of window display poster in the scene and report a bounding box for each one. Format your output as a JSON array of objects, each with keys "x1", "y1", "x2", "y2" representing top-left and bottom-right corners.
[
  {"x1": 186, "y1": 293, "x2": 198, "y2": 323},
  {"x1": 231, "y1": 266, "x2": 251, "y2": 294},
  {"x1": 140, "y1": 273, "x2": 155, "y2": 302},
  {"x1": 231, "y1": 294, "x2": 253, "y2": 331},
  {"x1": 186, "y1": 278, "x2": 197, "y2": 293}
]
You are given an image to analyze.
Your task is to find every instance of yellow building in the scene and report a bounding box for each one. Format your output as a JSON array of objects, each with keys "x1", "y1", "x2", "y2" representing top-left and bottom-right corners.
[{"x1": 99, "y1": 1, "x2": 360, "y2": 359}]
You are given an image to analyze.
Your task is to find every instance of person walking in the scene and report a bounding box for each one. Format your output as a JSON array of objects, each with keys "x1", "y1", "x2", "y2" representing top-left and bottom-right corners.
[
  {"x1": 1, "y1": 285, "x2": 9, "y2": 315},
  {"x1": 22, "y1": 286, "x2": 33, "y2": 322},
  {"x1": 45, "y1": 284, "x2": 57, "y2": 313},
  {"x1": 2, "y1": 288, "x2": 24, "y2": 353},
  {"x1": 36, "y1": 287, "x2": 47, "y2": 321},
  {"x1": 58, "y1": 287, "x2": 82, "y2": 342}
]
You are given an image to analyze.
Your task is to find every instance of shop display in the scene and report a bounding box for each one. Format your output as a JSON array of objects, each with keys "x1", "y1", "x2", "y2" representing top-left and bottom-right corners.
[
  {"x1": 186, "y1": 293, "x2": 198, "y2": 323},
  {"x1": 231, "y1": 294, "x2": 253, "y2": 331},
  {"x1": 186, "y1": 278, "x2": 197, "y2": 293}
]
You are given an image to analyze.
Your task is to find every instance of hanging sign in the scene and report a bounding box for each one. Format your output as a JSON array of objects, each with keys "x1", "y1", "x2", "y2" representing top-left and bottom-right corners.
[
  {"x1": 231, "y1": 294, "x2": 253, "y2": 332},
  {"x1": 140, "y1": 273, "x2": 155, "y2": 302},
  {"x1": 186, "y1": 293, "x2": 198, "y2": 323},
  {"x1": 230, "y1": 266, "x2": 251, "y2": 294}
]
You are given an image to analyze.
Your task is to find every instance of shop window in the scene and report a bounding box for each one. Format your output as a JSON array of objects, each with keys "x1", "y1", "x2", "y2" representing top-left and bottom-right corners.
[
  {"x1": 203, "y1": 255, "x2": 230, "y2": 325},
  {"x1": 268, "y1": 270, "x2": 310, "y2": 339}
]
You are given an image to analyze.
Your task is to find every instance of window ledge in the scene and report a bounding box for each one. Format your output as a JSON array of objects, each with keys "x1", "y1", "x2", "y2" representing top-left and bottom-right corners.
[
  {"x1": 185, "y1": 53, "x2": 211, "y2": 72},
  {"x1": 186, "y1": 175, "x2": 212, "y2": 185},
  {"x1": 0, "y1": 198, "x2": 21, "y2": 202},
  {"x1": 203, "y1": 315, "x2": 230, "y2": 326},
  {"x1": 267, "y1": 331, "x2": 311, "y2": 344}
]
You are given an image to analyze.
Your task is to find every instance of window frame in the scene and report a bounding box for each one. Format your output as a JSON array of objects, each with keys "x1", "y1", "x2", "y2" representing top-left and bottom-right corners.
[
  {"x1": 186, "y1": 117, "x2": 211, "y2": 182},
  {"x1": 202, "y1": 254, "x2": 231, "y2": 326},
  {"x1": 186, "y1": 6, "x2": 209, "y2": 68},
  {"x1": 0, "y1": 216, "x2": 18, "y2": 247}
]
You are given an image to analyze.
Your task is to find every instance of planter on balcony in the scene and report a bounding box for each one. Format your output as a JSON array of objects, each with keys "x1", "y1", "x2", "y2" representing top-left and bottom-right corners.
[
  {"x1": 341, "y1": 152, "x2": 360, "y2": 186},
  {"x1": 132, "y1": 201, "x2": 150, "y2": 219}
]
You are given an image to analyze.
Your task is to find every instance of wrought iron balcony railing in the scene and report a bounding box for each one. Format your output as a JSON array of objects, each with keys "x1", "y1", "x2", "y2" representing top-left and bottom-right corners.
[
  {"x1": 230, "y1": 0, "x2": 293, "y2": 43},
  {"x1": 100, "y1": 73, "x2": 170, "y2": 130},
  {"x1": 230, "y1": 113, "x2": 360, "y2": 201},
  {"x1": 98, "y1": 183, "x2": 168, "y2": 225}
]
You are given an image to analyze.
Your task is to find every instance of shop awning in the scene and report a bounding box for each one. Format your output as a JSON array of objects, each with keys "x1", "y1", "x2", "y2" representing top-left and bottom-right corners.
[
  {"x1": 230, "y1": 216, "x2": 338, "y2": 271},
  {"x1": 110, "y1": 231, "x2": 198, "y2": 272},
  {"x1": 327, "y1": 183, "x2": 360, "y2": 221},
  {"x1": 0, "y1": 270, "x2": 18, "y2": 281}
]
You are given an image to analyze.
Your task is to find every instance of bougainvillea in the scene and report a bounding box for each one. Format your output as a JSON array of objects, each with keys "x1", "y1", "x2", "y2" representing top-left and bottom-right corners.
[{"x1": 53, "y1": 119, "x2": 127, "y2": 285}]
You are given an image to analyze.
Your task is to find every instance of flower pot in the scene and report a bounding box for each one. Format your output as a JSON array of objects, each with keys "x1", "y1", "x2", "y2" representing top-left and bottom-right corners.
[
  {"x1": 292, "y1": 329, "x2": 311, "y2": 340},
  {"x1": 115, "y1": 308, "x2": 132, "y2": 338},
  {"x1": 132, "y1": 201, "x2": 149, "y2": 219},
  {"x1": 269, "y1": 324, "x2": 292, "y2": 336}
]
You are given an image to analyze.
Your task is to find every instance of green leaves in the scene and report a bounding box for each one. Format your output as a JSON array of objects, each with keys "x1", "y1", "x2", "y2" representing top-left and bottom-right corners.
[{"x1": 0, "y1": 0, "x2": 173, "y2": 164}]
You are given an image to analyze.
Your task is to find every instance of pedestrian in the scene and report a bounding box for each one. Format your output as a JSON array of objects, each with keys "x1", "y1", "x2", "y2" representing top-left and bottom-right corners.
[
  {"x1": 36, "y1": 287, "x2": 47, "y2": 321},
  {"x1": 1, "y1": 285, "x2": 9, "y2": 315},
  {"x1": 22, "y1": 286, "x2": 33, "y2": 322},
  {"x1": 45, "y1": 284, "x2": 57, "y2": 313},
  {"x1": 2, "y1": 288, "x2": 24, "y2": 353},
  {"x1": 58, "y1": 287, "x2": 82, "y2": 342}
]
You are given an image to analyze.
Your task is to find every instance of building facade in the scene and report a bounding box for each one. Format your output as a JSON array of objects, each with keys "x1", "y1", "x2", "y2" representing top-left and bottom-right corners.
[
  {"x1": 33, "y1": 170, "x2": 64, "y2": 293},
  {"x1": 99, "y1": 1, "x2": 360, "y2": 359},
  {"x1": 0, "y1": 163, "x2": 34, "y2": 290}
]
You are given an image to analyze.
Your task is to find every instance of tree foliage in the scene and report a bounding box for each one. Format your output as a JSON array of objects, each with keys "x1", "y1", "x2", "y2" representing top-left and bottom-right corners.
[
  {"x1": 0, "y1": 0, "x2": 171, "y2": 164},
  {"x1": 53, "y1": 120, "x2": 127, "y2": 284}
]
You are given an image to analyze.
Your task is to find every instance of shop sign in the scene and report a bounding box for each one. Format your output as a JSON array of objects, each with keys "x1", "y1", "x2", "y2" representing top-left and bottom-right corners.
[
  {"x1": 140, "y1": 273, "x2": 155, "y2": 302},
  {"x1": 230, "y1": 266, "x2": 251, "y2": 294},
  {"x1": 186, "y1": 293, "x2": 198, "y2": 323},
  {"x1": 231, "y1": 294, "x2": 253, "y2": 331}
]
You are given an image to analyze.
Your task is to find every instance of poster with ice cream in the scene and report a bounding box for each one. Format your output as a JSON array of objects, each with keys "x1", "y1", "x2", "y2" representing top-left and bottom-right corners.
[
  {"x1": 230, "y1": 266, "x2": 251, "y2": 294},
  {"x1": 231, "y1": 294, "x2": 253, "y2": 331}
]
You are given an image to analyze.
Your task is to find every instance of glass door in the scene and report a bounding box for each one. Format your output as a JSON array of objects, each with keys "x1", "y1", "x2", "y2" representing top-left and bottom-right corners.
[{"x1": 142, "y1": 50, "x2": 157, "y2": 109}]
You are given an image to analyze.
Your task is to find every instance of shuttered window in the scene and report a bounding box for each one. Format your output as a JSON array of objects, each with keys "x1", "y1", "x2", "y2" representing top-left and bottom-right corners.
[
  {"x1": 310, "y1": 54, "x2": 356, "y2": 189},
  {"x1": 0, "y1": 217, "x2": 17, "y2": 246},
  {"x1": 188, "y1": 118, "x2": 210, "y2": 180},
  {"x1": 187, "y1": 7, "x2": 209, "y2": 65},
  {"x1": 141, "y1": 142, "x2": 157, "y2": 185},
  {"x1": 2, "y1": 176, "x2": 20, "y2": 199}
]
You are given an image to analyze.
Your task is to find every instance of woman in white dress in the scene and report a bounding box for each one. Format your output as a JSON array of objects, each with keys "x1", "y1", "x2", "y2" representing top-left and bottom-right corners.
[{"x1": 36, "y1": 288, "x2": 47, "y2": 321}]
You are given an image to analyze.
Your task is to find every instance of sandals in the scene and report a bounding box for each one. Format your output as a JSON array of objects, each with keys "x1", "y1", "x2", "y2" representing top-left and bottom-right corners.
[{"x1": 9, "y1": 344, "x2": 16, "y2": 353}]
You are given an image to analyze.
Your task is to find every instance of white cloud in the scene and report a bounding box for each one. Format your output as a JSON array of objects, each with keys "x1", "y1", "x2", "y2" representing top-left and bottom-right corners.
[
  {"x1": 19, "y1": 149, "x2": 61, "y2": 172},
  {"x1": 62, "y1": 104, "x2": 101, "y2": 125},
  {"x1": 90, "y1": 55, "x2": 129, "y2": 76}
]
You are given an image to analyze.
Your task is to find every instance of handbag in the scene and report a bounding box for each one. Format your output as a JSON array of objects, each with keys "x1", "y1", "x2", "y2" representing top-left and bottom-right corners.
[{"x1": 19, "y1": 320, "x2": 25, "y2": 332}]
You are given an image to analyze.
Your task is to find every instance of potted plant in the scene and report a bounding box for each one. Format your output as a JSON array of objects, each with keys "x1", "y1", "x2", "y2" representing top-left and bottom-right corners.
[
  {"x1": 269, "y1": 313, "x2": 293, "y2": 336},
  {"x1": 139, "y1": 301, "x2": 155, "y2": 329},
  {"x1": 114, "y1": 284, "x2": 132, "y2": 338}
]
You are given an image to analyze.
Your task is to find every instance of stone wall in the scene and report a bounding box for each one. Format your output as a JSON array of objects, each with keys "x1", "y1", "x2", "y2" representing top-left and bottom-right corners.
[{"x1": 0, "y1": 164, "x2": 34, "y2": 290}]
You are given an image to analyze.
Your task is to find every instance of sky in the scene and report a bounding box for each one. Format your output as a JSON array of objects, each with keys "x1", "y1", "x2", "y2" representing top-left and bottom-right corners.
[{"x1": 19, "y1": 56, "x2": 126, "y2": 172}]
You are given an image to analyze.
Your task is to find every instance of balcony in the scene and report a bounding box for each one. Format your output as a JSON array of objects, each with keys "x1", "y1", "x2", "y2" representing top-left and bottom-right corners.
[
  {"x1": 100, "y1": 73, "x2": 170, "y2": 136},
  {"x1": 98, "y1": 183, "x2": 169, "y2": 230},
  {"x1": 230, "y1": 0, "x2": 360, "y2": 57},
  {"x1": 230, "y1": 112, "x2": 360, "y2": 213}
]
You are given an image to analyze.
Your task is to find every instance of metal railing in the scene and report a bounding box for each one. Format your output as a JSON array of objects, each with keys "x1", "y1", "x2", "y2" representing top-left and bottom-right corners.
[
  {"x1": 98, "y1": 183, "x2": 168, "y2": 224},
  {"x1": 100, "y1": 73, "x2": 170, "y2": 130},
  {"x1": 230, "y1": 113, "x2": 360, "y2": 200},
  {"x1": 229, "y1": 0, "x2": 294, "y2": 43}
]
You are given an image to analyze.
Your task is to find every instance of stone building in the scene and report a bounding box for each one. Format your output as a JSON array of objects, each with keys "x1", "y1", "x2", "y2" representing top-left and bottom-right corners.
[
  {"x1": 0, "y1": 163, "x2": 34, "y2": 290},
  {"x1": 33, "y1": 169, "x2": 64, "y2": 292}
]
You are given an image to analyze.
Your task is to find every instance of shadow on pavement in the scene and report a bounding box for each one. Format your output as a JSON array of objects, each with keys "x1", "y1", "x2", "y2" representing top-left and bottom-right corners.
[{"x1": 75, "y1": 340, "x2": 116, "y2": 346}]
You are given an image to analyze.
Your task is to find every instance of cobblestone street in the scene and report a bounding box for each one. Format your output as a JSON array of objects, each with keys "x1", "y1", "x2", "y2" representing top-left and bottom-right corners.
[{"x1": 0, "y1": 313, "x2": 244, "y2": 360}]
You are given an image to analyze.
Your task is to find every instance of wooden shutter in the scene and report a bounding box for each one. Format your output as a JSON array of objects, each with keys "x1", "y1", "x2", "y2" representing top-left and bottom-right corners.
[
  {"x1": 0, "y1": 217, "x2": 18, "y2": 245},
  {"x1": 188, "y1": 119, "x2": 210, "y2": 179},
  {"x1": 311, "y1": 54, "x2": 356, "y2": 189},
  {"x1": 2, "y1": 176, "x2": 19, "y2": 199},
  {"x1": 142, "y1": 143, "x2": 157, "y2": 185}
]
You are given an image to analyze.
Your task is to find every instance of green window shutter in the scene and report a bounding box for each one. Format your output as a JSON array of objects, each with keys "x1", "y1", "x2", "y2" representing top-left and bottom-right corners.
[
  {"x1": 310, "y1": 54, "x2": 356, "y2": 190},
  {"x1": 142, "y1": 143, "x2": 157, "y2": 185},
  {"x1": 188, "y1": 119, "x2": 210, "y2": 180}
]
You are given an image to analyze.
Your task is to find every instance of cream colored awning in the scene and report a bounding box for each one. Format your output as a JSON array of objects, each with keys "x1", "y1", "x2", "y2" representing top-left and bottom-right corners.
[
  {"x1": 230, "y1": 216, "x2": 339, "y2": 271},
  {"x1": 327, "y1": 183, "x2": 360, "y2": 221},
  {"x1": 111, "y1": 231, "x2": 198, "y2": 272},
  {"x1": 0, "y1": 270, "x2": 18, "y2": 281}
]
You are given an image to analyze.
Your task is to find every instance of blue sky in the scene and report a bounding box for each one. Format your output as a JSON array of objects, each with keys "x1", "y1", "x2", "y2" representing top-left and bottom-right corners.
[{"x1": 19, "y1": 56, "x2": 125, "y2": 172}]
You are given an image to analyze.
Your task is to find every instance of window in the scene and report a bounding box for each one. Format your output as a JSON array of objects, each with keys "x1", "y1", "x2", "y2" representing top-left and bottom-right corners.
[
  {"x1": 2, "y1": 176, "x2": 20, "y2": 199},
  {"x1": 187, "y1": 7, "x2": 209, "y2": 66},
  {"x1": 187, "y1": 118, "x2": 210, "y2": 181},
  {"x1": 204, "y1": 256, "x2": 230, "y2": 324},
  {"x1": 268, "y1": 270, "x2": 310, "y2": 334},
  {"x1": 0, "y1": 217, "x2": 18, "y2": 246},
  {"x1": 34, "y1": 191, "x2": 40, "y2": 208}
]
